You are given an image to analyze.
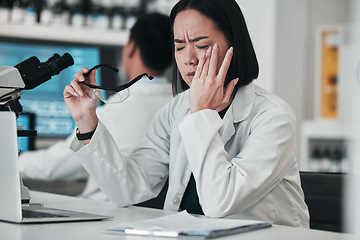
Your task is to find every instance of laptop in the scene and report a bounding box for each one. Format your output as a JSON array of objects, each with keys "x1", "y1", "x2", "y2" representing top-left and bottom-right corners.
[{"x1": 0, "y1": 111, "x2": 112, "y2": 223}]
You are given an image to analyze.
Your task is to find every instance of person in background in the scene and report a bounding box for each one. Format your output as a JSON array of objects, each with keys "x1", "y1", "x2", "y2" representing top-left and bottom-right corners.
[
  {"x1": 64, "y1": 0, "x2": 309, "y2": 228},
  {"x1": 19, "y1": 12, "x2": 174, "y2": 201}
]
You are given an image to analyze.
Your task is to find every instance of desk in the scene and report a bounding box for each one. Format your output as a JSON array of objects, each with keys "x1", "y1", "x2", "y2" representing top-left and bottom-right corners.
[{"x1": 0, "y1": 191, "x2": 357, "y2": 240}]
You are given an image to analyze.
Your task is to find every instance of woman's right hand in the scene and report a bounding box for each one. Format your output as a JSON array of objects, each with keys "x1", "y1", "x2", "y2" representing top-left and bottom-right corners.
[{"x1": 63, "y1": 67, "x2": 99, "y2": 135}]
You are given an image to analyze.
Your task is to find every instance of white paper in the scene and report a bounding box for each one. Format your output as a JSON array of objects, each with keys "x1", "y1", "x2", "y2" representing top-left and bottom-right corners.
[{"x1": 104, "y1": 210, "x2": 272, "y2": 238}]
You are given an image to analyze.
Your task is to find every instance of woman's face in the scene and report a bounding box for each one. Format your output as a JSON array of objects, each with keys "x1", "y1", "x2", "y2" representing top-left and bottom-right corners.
[{"x1": 173, "y1": 9, "x2": 230, "y2": 86}]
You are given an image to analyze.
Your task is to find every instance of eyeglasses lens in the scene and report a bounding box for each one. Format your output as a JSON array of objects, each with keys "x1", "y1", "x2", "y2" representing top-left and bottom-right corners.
[{"x1": 92, "y1": 88, "x2": 130, "y2": 104}]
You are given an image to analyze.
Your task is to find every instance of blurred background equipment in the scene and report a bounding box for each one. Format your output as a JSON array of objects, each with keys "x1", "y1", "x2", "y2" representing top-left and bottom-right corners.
[{"x1": 0, "y1": 0, "x2": 179, "y2": 30}]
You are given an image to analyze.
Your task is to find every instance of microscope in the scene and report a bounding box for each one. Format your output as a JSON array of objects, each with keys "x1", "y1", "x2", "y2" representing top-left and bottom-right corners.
[{"x1": 0, "y1": 53, "x2": 74, "y2": 203}]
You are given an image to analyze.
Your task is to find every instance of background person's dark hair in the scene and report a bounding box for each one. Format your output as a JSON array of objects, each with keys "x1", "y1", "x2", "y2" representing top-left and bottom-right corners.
[
  {"x1": 130, "y1": 13, "x2": 173, "y2": 73},
  {"x1": 170, "y1": 0, "x2": 259, "y2": 95}
]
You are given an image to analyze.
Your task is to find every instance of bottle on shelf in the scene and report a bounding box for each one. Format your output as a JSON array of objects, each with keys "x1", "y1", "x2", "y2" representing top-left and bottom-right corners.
[
  {"x1": 0, "y1": 0, "x2": 11, "y2": 23},
  {"x1": 110, "y1": 6, "x2": 124, "y2": 31},
  {"x1": 123, "y1": 0, "x2": 142, "y2": 30},
  {"x1": 309, "y1": 146, "x2": 322, "y2": 172},
  {"x1": 69, "y1": 3, "x2": 83, "y2": 28},
  {"x1": 52, "y1": 0, "x2": 70, "y2": 26},
  {"x1": 329, "y1": 146, "x2": 342, "y2": 172},
  {"x1": 38, "y1": 0, "x2": 53, "y2": 25},
  {"x1": 10, "y1": 0, "x2": 25, "y2": 24},
  {"x1": 110, "y1": 0, "x2": 125, "y2": 30},
  {"x1": 90, "y1": 0, "x2": 111, "y2": 30},
  {"x1": 320, "y1": 146, "x2": 332, "y2": 172},
  {"x1": 23, "y1": 0, "x2": 37, "y2": 25},
  {"x1": 146, "y1": 0, "x2": 178, "y2": 15},
  {"x1": 341, "y1": 147, "x2": 350, "y2": 173},
  {"x1": 69, "y1": 0, "x2": 87, "y2": 28}
]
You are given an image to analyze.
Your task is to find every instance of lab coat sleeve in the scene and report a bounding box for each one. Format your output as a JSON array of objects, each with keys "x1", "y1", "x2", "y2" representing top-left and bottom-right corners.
[
  {"x1": 71, "y1": 116, "x2": 170, "y2": 207},
  {"x1": 19, "y1": 131, "x2": 87, "y2": 181},
  {"x1": 178, "y1": 107, "x2": 296, "y2": 218}
]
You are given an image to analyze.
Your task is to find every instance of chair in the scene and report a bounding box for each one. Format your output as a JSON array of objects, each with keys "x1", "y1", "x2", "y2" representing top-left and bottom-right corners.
[{"x1": 299, "y1": 171, "x2": 346, "y2": 232}]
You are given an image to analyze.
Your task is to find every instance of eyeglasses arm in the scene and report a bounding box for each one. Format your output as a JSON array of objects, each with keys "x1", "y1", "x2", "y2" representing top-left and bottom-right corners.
[
  {"x1": 112, "y1": 73, "x2": 154, "y2": 92},
  {"x1": 80, "y1": 73, "x2": 154, "y2": 92},
  {"x1": 82, "y1": 64, "x2": 119, "y2": 78}
]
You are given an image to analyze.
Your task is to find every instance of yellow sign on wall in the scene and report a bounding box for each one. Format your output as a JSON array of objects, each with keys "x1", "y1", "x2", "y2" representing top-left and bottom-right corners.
[{"x1": 320, "y1": 29, "x2": 339, "y2": 119}]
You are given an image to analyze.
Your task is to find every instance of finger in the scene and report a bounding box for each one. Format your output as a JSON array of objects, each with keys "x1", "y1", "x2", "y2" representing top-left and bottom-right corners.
[
  {"x1": 87, "y1": 69, "x2": 98, "y2": 85},
  {"x1": 64, "y1": 84, "x2": 79, "y2": 98},
  {"x1": 217, "y1": 47, "x2": 234, "y2": 81},
  {"x1": 200, "y1": 45, "x2": 212, "y2": 79},
  {"x1": 82, "y1": 67, "x2": 89, "y2": 74},
  {"x1": 223, "y1": 78, "x2": 238, "y2": 103},
  {"x1": 208, "y1": 43, "x2": 219, "y2": 77},
  {"x1": 74, "y1": 72, "x2": 85, "y2": 82},
  {"x1": 70, "y1": 79, "x2": 83, "y2": 97},
  {"x1": 74, "y1": 67, "x2": 89, "y2": 82},
  {"x1": 194, "y1": 51, "x2": 206, "y2": 79}
]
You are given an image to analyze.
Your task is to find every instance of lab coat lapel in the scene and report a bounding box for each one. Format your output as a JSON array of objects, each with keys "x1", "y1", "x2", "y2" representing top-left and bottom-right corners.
[
  {"x1": 221, "y1": 83, "x2": 256, "y2": 145},
  {"x1": 178, "y1": 102, "x2": 193, "y2": 176}
]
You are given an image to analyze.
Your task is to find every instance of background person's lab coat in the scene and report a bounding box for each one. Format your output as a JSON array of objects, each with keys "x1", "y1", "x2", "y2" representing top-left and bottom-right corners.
[{"x1": 19, "y1": 77, "x2": 173, "y2": 201}]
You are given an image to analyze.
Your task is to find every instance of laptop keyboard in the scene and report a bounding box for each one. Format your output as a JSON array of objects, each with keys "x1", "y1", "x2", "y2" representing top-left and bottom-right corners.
[{"x1": 22, "y1": 209, "x2": 68, "y2": 218}]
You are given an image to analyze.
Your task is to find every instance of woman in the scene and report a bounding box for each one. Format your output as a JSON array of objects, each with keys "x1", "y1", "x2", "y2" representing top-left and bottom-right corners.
[{"x1": 64, "y1": 0, "x2": 309, "y2": 228}]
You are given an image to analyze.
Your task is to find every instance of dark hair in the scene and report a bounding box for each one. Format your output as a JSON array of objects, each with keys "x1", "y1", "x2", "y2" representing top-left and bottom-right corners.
[
  {"x1": 130, "y1": 13, "x2": 173, "y2": 73},
  {"x1": 170, "y1": 0, "x2": 259, "y2": 95}
]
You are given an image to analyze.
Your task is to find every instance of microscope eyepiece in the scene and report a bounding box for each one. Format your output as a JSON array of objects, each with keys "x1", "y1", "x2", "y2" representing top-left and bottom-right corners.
[
  {"x1": 14, "y1": 53, "x2": 74, "y2": 90},
  {"x1": 46, "y1": 53, "x2": 74, "y2": 75}
]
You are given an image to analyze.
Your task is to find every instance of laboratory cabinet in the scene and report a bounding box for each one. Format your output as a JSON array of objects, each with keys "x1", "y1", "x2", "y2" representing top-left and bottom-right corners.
[{"x1": 300, "y1": 120, "x2": 349, "y2": 172}]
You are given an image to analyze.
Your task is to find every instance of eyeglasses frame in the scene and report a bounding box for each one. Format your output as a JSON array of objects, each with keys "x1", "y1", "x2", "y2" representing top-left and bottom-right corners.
[{"x1": 79, "y1": 64, "x2": 154, "y2": 92}]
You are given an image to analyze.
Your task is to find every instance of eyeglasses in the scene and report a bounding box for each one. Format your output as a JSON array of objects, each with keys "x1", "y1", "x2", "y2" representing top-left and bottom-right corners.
[{"x1": 80, "y1": 64, "x2": 154, "y2": 104}]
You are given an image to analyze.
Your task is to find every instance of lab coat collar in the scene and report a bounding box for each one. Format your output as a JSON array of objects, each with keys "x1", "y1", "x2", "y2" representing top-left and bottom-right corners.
[
  {"x1": 228, "y1": 82, "x2": 255, "y2": 123},
  {"x1": 221, "y1": 82, "x2": 255, "y2": 144},
  {"x1": 136, "y1": 76, "x2": 169, "y2": 84}
]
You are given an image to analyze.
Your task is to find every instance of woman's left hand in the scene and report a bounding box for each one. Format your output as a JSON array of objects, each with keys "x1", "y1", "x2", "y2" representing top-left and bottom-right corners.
[{"x1": 189, "y1": 43, "x2": 238, "y2": 113}]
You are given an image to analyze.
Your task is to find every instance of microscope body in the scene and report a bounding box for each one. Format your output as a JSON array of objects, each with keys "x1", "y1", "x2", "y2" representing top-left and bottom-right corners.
[{"x1": 0, "y1": 53, "x2": 74, "y2": 204}]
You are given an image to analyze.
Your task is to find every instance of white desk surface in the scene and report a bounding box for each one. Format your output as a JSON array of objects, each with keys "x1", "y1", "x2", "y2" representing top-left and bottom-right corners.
[{"x1": 0, "y1": 191, "x2": 357, "y2": 240}]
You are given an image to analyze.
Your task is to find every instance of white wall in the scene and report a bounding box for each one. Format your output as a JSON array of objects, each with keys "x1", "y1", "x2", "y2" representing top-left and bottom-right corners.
[
  {"x1": 340, "y1": 27, "x2": 360, "y2": 234},
  {"x1": 236, "y1": 0, "x2": 309, "y2": 124},
  {"x1": 273, "y1": 0, "x2": 307, "y2": 124},
  {"x1": 342, "y1": 0, "x2": 360, "y2": 234},
  {"x1": 236, "y1": 0, "x2": 277, "y2": 92}
]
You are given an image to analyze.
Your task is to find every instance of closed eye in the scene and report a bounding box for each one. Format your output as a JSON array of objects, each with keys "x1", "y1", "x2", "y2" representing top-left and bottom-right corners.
[
  {"x1": 175, "y1": 46, "x2": 185, "y2": 51},
  {"x1": 196, "y1": 45, "x2": 210, "y2": 50}
]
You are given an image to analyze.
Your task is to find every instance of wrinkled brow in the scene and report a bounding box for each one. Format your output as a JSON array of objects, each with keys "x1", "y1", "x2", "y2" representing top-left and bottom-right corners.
[{"x1": 174, "y1": 36, "x2": 209, "y2": 43}]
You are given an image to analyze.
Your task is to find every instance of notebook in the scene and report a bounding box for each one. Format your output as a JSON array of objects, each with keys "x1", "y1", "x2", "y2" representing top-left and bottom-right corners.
[{"x1": 0, "y1": 111, "x2": 111, "y2": 223}]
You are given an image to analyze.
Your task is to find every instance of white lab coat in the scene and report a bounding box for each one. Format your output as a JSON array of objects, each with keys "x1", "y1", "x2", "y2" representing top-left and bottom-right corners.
[
  {"x1": 19, "y1": 77, "x2": 173, "y2": 201},
  {"x1": 70, "y1": 82, "x2": 310, "y2": 228}
]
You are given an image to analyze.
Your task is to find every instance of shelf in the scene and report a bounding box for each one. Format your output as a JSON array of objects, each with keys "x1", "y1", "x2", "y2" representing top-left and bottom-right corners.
[
  {"x1": 301, "y1": 120, "x2": 346, "y2": 139},
  {"x1": 0, "y1": 23, "x2": 129, "y2": 46}
]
